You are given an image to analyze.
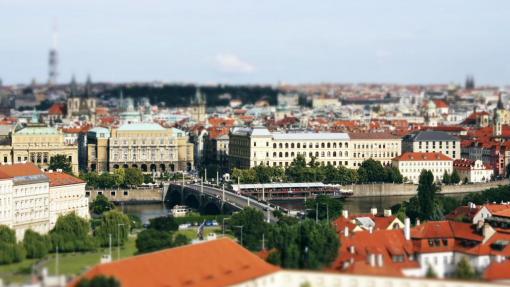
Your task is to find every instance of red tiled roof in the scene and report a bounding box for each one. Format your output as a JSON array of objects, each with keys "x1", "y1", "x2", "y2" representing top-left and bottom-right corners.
[
  {"x1": 70, "y1": 238, "x2": 279, "y2": 287},
  {"x1": 48, "y1": 103, "x2": 66, "y2": 115},
  {"x1": 45, "y1": 171, "x2": 84, "y2": 187},
  {"x1": 393, "y1": 152, "x2": 452, "y2": 161},
  {"x1": 433, "y1": 99, "x2": 448, "y2": 109},
  {"x1": 485, "y1": 260, "x2": 510, "y2": 281},
  {"x1": 0, "y1": 163, "x2": 43, "y2": 179}
]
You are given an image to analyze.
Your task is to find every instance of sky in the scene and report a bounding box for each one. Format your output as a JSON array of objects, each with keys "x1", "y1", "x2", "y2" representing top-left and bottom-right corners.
[{"x1": 1, "y1": 0, "x2": 510, "y2": 85}]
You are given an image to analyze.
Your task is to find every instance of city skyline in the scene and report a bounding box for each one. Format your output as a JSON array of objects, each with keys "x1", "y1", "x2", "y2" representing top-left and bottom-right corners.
[{"x1": 1, "y1": 0, "x2": 510, "y2": 85}]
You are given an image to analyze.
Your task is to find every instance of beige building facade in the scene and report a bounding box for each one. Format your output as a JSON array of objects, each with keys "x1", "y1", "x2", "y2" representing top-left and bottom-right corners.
[
  {"x1": 0, "y1": 125, "x2": 79, "y2": 174},
  {"x1": 392, "y1": 152, "x2": 453, "y2": 184},
  {"x1": 349, "y1": 133, "x2": 402, "y2": 168},
  {"x1": 108, "y1": 123, "x2": 194, "y2": 173}
]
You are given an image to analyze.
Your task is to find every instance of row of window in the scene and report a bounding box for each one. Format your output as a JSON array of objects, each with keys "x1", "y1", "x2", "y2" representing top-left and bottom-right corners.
[
  {"x1": 259, "y1": 141, "x2": 349, "y2": 149},
  {"x1": 254, "y1": 160, "x2": 350, "y2": 167},
  {"x1": 265, "y1": 151, "x2": 350, "y2": 158}
]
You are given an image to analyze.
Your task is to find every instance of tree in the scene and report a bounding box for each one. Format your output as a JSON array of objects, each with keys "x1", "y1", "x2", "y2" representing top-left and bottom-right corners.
[
  {"x1": 0, "y1": 225, "x2": 25, "y2": 264},
  {"x1": 23, "y1": 229, "x2": 51, "y2": 259},
  {"x1": 425, "y1": 265, "x2": 437, "y2": 278},
  {"x1": 50, "y1": 213, "x2": 96, "y2": 252},
  {"x1": 357, "y1": 159, "x2": 386, "y2": 183},
  {"x1": 451, "y1": 170, "x2": 461, "y2": 185},
  {"x1": 91, "y1": 194, "x2": 115, "y2": 215},
  {"x1": 384, "y1": 166, "x2": 403, "y2": 183},
  {"x1": 173, "y1": 234, "x2": 190, "y2": 247},
  {"x1": 148, "y1": 216, "x2": 178, "y2": 232},
  {"x1": 94, "y1": 211, "x2": 131, "y2": 247},
  {"x1": 123, "y1": 168, "x2": 144, "y2": 187},
  {"x1": 454, "y1": 257, "x2": 476, "y2": 279},
  {"x1": 506, "y1": 163, "x2": 510, "y2": 179},
  {"x1": 417, "y1": 170, "x2": 441, "y2": 220},
  {"x1": 228, "y1": 208, "x2": 268, "y2": 251},
  {"x1": 442, "y1": 171, "x2": 451, "y2": 185},
  {"x1": 267, "y1": 220, "x2": 339, "y2": 269},
  {"x1": 49, "y1": 154, "x2": 73, "y2": 174},
  {"x1": 136, "y1": 229, "x2": 173, "y2": 254},
  {"x1": 76, "y1": 275, "x2": 121, "y2": 287},
  {"x1": 304, "y1": 195, "x2": 342, "y2": 221}
]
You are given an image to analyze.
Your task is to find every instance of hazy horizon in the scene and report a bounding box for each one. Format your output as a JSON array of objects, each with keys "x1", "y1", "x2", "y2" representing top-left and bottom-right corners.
[{"x1": 1, "y1": 0, "x2": 509, "y2": 86}]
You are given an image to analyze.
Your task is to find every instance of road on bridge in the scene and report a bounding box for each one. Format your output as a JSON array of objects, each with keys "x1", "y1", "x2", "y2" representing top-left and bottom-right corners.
[{"x1": 184, "y1": 183, "x2": 279, "y2": 223}]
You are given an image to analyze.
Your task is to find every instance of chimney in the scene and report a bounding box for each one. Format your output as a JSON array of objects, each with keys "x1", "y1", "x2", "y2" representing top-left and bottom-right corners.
[
  {"x1": 370, "y1": 207, "x2": 378, "y2": 216},
  {"x1": 377, "y1": 254, "x2": 384, "y2": 267},
  {"x1": 368, "y1": 253, "x2": 376, "y2": 267},
  {"x1": 349, "y1": 246, "x2": 355, "y2": 254},
  {"x1": 404, "y1": 218, "x2": 411, "y2": 240},
  {"x1": 369, "y1": 226, "x2": 373, "y2": 234},
  {"x1": 344, "y1": 226, "x2": 349, "y2": 237},
  {"x1": 416, "y1": 219, "x2": 421, "y2": 226},
  {"x1": 342, "y1": 210, "x2": 349, "y2": 219},
  {"x1": 383, "y1": 209, "x2": 392, "y2": 217},
  {"x1": 56, "y1": 168, "x2": 63, "y2": 172},
  {"x1": 496, "y1": 255, "x2": 504, "y2": 263},
  {"x1": 48, "y1": 169, "x2": 53, "y2": 173}
]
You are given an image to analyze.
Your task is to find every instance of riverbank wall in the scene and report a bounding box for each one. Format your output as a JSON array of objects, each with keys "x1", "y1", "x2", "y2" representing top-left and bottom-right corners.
[
  {"x1": 348, "y1": 179, "x2": 509, "y2": 198},
  {"x1": 86, "y1": 187, "x2": 163, "y2": 204}
]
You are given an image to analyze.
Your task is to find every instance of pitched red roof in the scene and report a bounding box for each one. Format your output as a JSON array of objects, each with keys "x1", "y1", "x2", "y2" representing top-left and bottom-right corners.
[
  {"x1": 485, "y1": 260, "x2": 510, "y2": 281},
  {"x1": 0, "y1": 163, "x2": 43, "y2": 179},
  {"x1": 70, "y1": 238, "x2": 279, "y2": 287},
  {"x1": 48, "y1": 103, "x2": 66, "y2": 115},
  {"x1": 393, "y1": 152, "x2": 452, "y2": 161},
  {"x1": 45, "y1": 171, "x2": 84, "y2": 187}
]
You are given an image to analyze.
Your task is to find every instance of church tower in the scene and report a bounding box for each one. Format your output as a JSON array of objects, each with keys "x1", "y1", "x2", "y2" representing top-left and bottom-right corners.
[
  {"x1": 48, "y1": 22, "x2": 59, "y2": 86},
  {"x1": 191, "y1": 87, "x2": 206, "y2": 123},
  {"x1": 493, "y1": 92, "x2": 504, "y2": 138}
]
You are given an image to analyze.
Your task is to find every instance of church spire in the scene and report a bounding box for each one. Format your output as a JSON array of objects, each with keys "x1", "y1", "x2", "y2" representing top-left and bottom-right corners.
[{"x1": 497, "y1": 92, "x2": 504, "y2": 110}]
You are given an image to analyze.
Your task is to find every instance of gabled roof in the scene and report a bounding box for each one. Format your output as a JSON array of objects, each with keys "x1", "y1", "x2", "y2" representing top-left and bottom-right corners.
[
  {"x1": 45, "y1": 171, "x2": 85, "y2": 187},
  {"x1": 71, "y1": 238, "x2": 279, "y2": 287},
  {"x1": 485, "y1": 260, "x2": 510, "y2": 281},
  {"x1": 0, "y1": 163, "x2": 43, "y2": 179},
  {"x1": 405, "y1": 130, "x2": 458, "y2": 142}
]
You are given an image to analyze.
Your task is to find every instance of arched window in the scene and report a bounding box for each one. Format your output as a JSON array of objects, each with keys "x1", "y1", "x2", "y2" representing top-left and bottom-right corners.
[
  {"x1": 345, "y1": 143, "x2": 349, "y2": 148},
  {"x1": 291, "y1": 152, "x2": 295, "y2": 157},
  {"x1": 339, "y1": 142, "x2": 343, "y2": 148},
  {"x1": 273, "y1": 152, "x2": 277, "y2": 157},
  {"x1": 285, "y1": 152, "x2": 289, "y2": 157},
  {"x1": 297, "y1": 143, "x2": 301, "y2": 148},
  {"x1": 291, "y1": 143, "x2": 294, "y2": 148},
  {"x1": 285, "y1": 143, "x2": 289, "y2": 148},
  {"x1": 333, "y1": 143, "x2": 337, "y2": 148},
  {"x1": 327, "y1": 143, "x2": 331, "y2": 148},
  {"x1": 273, "y1": 143, "x2": 277, "y2": 148},
  {"x1": 279, "y1": 152, "x2": 283, "y2": 157},
  {"x1": 279, "y1": 143, "x2": 283, "y2": 148},
  {"x1": 333, "y1": 152, "x2": 337, "y2": 157},
  {"x1": 321, "y1": 143, "x2": 325, "y2": 148},
  {"x1": 315, "y1": 151, "x2": 319, "y2": 157},
  {"x1": 315, "y1": 143, "x2": 319, "y2": 148},
  {"x1": 339, "y1": 151, "x2": 343, "y2": 157},
  {"x1": 309, "y1": 152, "x2": 313, "y2": 157}
]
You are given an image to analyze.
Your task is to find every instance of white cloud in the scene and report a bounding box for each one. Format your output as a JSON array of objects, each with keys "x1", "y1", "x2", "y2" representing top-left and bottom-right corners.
[{"x1": 215, "y1": 53, "x2": 255, "y2": 74}]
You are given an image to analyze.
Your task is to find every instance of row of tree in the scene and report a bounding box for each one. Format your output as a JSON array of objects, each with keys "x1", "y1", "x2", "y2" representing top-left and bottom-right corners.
[
  {"x1": 226, "y1": 207, "x2": 339, "y2": 270},
  {"x1": 232, "y1": 156, "x2": 403, "y2": 185},
  {"x1": 80, "y1": 168, "x2": 145, "y2": 189},
  {"x1": 135, "y1": 216, "x2": 190, "y2": 254}
]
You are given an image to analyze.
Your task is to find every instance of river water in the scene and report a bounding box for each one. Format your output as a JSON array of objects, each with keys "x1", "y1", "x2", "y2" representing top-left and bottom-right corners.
[{"x1": 122, "y1": 194, "x2": 466, "y2": 224}]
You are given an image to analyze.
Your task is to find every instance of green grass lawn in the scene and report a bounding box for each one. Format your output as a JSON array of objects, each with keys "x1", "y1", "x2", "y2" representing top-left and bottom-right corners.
[
  {"x1": 0, "y1": 258, "x2": 38, "y2": 284},
  {"x1": 175, "y1": 227, "x2": 223, "y2": 240},
  {"x1": 44, "y1": 236, "x2": 137, "y2": 277},
  {"x1": 0, "y1": 237, "x2": 137, "y2": 284}
]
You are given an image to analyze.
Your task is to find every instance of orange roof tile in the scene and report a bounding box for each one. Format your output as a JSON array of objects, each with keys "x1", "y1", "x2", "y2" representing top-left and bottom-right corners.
[
  {"x1": 45, "y1": 171, "x2": 84, "y2": 187},
  {"x1": 0, "y1": 163, "x2": 43, "y2": 179},
  {"x1": 71, "y1": 238, "x2": 279, "y2": 287}
]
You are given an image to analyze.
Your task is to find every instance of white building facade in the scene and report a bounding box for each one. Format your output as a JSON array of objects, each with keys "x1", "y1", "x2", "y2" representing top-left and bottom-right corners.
[{"x1": 392, "y1": 152, "x2": 453, "y2": 184}]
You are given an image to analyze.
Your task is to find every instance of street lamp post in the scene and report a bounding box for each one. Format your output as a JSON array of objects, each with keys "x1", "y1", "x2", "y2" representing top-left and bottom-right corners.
[
  {"x1": 117, "y1": 223, "x2": 125, "y2": 261},
  {"x1": 233, "y1": 225, "x2": 243, "y2": 246}
]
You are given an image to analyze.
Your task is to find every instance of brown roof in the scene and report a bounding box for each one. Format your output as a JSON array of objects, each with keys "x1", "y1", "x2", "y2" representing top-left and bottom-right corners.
[
  {"x1": 71, "y1": 238, "x2": 279, "y2": 287},
  {"x1": 393, "y1": 152, "x2": 452, "y2": 161},
  {"x1": 45, "y1": 171, "x2": 85, "y2": 187},
  {"x1": 0, "y1": 163, "x2": 43, "y2": 179}
]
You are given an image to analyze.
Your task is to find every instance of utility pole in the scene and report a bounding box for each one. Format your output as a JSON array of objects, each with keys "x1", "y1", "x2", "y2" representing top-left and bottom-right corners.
[
  {"x1": 117, "y1": 223, "x2": 125, "y2": 260},
  {"x1": 109, "y1": 233, "x2": 112, "y2": 260},
  {"x1": 55, "y1": 245, "x2": 59, "y2": 277},
  {"x1": 200, "y1": 178, "x2": 204, "y2": 194},
  {"x1": 262, "y1": 233, "x2": 266, "y2": 250},
  {"x1": 204, "y1": 168, "x2": 207, "y2": 183},
  {"x1": 316, "y1": 203, "x2": 318, "y2": 223},
  {"x1": 262, "y1": 186, "x2": 265, "y2": 201},
  {"x1": 216, "y1": 171, "x2": 219, "y2": 186}
]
